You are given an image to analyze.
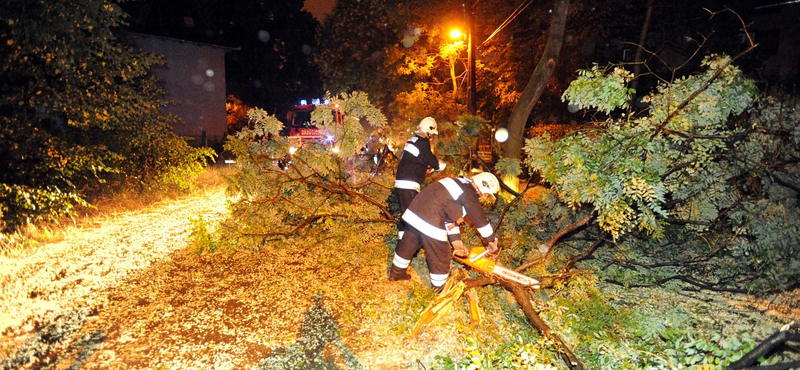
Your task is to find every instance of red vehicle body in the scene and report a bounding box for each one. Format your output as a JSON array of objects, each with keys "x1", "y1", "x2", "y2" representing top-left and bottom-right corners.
[
  {"x1": 282, "y1": 99, "x2": 341, "y2": 149},
  {"x1": 284, "y1": 103, "x2": 322, "y2": 142}
]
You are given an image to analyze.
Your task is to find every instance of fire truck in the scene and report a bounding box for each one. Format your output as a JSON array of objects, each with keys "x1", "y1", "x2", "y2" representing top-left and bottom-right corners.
[{"x1": 282, "y1": 98, "x2": 342, "y2": 151}]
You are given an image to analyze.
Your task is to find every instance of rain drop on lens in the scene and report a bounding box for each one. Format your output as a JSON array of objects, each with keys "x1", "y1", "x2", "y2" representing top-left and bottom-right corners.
[{"x1": 257, "y1": 30, "x2": 270, "y2": 43}]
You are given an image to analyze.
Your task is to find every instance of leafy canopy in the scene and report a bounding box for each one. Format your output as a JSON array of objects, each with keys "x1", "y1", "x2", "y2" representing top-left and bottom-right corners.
[
  {"x1": 526, "y1": 55, "x2": 756, "y2": 240},
  {"x1": 523, "y1": 54, "x2": 798, "y2": 292},
  {"x1": 0, "y1": 0, "x2": 214, "y2": 230}
]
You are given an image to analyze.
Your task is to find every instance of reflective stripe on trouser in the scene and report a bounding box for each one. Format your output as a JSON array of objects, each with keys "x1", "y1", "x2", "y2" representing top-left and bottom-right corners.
[
  {"x1": 395, "y1": 224, "x2": 451, "y2": 283},
  {"x1": 392, "y1": 254, "x2": 411, "y2": 269},
  {"x1": 430, "y1": 273, "x2": 449, "y2": 288}
]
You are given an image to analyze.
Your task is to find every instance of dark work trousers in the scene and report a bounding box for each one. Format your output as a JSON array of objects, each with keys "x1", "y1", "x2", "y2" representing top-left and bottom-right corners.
[
  {"x1": 395, "y1": 224, "x2": 450, "y2": 278},
  {"x1": 396, "y1": 188, "x2": 418, "y2": 236}
]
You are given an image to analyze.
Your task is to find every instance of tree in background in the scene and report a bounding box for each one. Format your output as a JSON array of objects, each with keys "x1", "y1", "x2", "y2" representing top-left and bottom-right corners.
[
  {"x1": 315, "y1": 0, "x2": 585, "y2": 124},
  {"x1": 226, "y1": 94, "x2": 253, "y2": 134},
  {"x1": 316, "y1": 0, "x2": 771, "y2": 160},
  {"x1": 0, "y1": 0, "x2": 214, "y2": 231},
  {"x1": 316, "y1": 0, "x2": 406, "y2": 115},
  {"x1": 502, "y1": 0, "x2": 569, "y2": 163}
]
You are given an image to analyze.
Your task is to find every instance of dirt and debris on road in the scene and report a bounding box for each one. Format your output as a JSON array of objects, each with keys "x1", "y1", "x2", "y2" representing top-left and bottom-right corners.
[{"x1": 0, "y1": 186, "x2": 468, "y2": 369}]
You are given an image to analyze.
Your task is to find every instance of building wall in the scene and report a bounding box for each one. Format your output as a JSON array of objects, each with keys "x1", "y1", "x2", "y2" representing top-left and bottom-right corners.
[
  {"x1": 131, "y1": 34, "x2": 229, "y2": 146},
  {"x1": 754, "y1": 6, "x2": 800, "y2": 83}
]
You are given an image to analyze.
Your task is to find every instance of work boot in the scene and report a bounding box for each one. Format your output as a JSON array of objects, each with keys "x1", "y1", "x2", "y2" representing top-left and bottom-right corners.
[{"x1": 389, "y1": 265, "x2": 411, "y2": 281}]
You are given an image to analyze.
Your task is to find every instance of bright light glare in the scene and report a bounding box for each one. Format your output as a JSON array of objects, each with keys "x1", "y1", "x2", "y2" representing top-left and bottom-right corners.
[
  {"x1": 450, "y1": 29, "x2": 463, "y2": 39},
  {"x1": 331, "y1": 146, "x2": 340, "y2": 153},
  {"x1": 289, "y1": 147, "x2": 298, "y2": 155},
  {"x1": 495, "y1": 128, "x2": 509, "y2": 143}
]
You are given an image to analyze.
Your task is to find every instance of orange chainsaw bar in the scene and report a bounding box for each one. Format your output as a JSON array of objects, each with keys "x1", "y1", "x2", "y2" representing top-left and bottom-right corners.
[{"x1": 453, "y1": 247, "x2": 541, "y2": 288}]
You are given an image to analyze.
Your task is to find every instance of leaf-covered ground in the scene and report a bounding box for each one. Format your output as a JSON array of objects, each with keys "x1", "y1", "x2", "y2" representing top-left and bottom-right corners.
[
  {"x1": 1, "y1": 184, "x2": 797, "y2": 369},
  {"x1": 0, "y1": 185, "x2": 472, "y2": 370}
]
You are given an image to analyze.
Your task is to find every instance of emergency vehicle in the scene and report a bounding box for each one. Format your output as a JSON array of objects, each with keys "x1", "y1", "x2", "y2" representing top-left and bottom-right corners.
[{"x1": 282, "y1": 98, "x2": 341, "y2": 152}]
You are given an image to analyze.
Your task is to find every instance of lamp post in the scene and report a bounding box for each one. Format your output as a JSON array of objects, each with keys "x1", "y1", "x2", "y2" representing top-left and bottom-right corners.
[
  {"x1": 449, "y1": 14, "x2": 476, "y2": 115},
  {"x1": 466, "y1": 10, "x2": 476, "y2": 115}
]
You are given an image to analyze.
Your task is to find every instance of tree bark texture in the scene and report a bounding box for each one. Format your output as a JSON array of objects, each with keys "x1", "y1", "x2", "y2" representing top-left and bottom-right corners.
[
  {"x1": 503, "y1": 0, "x2": 570, "y2": 161},
  {"x1": 727, "y1": 322, "x2": 800, "y2": 370},
  {"x1": 464, "y1": 275, "x2": 585, "y2": 369},
  {"x1": 505, "y1": 283, "x2": 585, "y2": 370}
]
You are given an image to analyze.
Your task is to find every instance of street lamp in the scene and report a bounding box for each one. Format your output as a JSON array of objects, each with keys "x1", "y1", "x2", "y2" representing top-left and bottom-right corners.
[
  {"x1": 449, "y1": 21, "x2": 476, "y2": 115},
  {"x1": 466, "y1": 10, "x2": 476, "y2": 115}
]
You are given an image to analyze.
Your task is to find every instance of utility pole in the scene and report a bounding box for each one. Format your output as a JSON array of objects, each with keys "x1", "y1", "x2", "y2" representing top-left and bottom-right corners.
[{"x1": 466, "y1": 6, "x2": 477, "y2": 115}]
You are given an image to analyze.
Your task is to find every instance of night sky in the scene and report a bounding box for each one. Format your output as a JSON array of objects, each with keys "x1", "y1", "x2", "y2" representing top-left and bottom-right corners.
[{"x1": 303, "y1": 0, "x2": 336, "y2": 21}]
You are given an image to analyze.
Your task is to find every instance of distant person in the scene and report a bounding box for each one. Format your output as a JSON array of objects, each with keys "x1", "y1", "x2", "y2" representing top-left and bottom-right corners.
[
  {"x1": 389, "y1": 172, "x2": 500, "y2": 291},
  {"x1": 394, "y1": 117, "x2": 445, "y2": 239}
]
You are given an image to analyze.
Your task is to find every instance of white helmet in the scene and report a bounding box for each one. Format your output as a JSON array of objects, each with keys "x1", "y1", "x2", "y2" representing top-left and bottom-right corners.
[
  {"x1": 418, "y1": 117, "x2": 438, "y2": 136},
  {"x1": 472, "y1": 172, "x2": 500, "y2": 195}
]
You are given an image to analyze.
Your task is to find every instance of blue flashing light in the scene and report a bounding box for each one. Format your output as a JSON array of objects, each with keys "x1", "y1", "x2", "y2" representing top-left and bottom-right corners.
[
  {"x1": 300, "y1": 99, "x2": 308, "y2": 105},
  {"x1": 325, "y1": 134, "x2": 335, "y2": 143},
  {"x1": 312, "y1": 98, "x2": 321, "y2": 106},
  {"x1": 323, "y1": 99, "x2": 331, "y2": 105}
]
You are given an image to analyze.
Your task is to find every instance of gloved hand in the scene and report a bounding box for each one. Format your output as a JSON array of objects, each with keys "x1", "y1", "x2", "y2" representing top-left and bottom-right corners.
[
  {"x1": 486, "y1": 239, "x2": 499, "y2": 254},
  {"x1": 451, "y1": 240, "x2": 468, "y2": 258},
  {"x1": 438, "y1": 160, "x2": 447, "y2": 171}
]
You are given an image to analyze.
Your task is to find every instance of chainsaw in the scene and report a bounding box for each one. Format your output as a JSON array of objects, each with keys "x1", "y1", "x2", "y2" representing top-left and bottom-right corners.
[{"x1": 453, "y1": 246, "x2": 541, "y2": 288}]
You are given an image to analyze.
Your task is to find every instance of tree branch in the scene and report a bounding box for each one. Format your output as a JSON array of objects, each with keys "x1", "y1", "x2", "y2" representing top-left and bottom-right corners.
[
  {"x1": 604, "y1": 275, "x2": 749, "y2": 293},
  {"x1": 727, "y1": 322, "x2": 800, "y2": 370},
  {"x1": 504, "y1": 282, "x2": 585, "y2": 370},
  {"x1": 495, "y1": 180, "x2": 537, "y2": 235},
  {"x1": 772, "y1": 172, "x2": 800, "y2": 194},
  {"x1": 561, "y1": 233, "x2": 607, "y2": 272},
  {"x1": 649, "y1": 9, "x2": 756, "y2": 141},
  {"x1": 515, "y1": 212, "x2": 594, "y2": 273}
]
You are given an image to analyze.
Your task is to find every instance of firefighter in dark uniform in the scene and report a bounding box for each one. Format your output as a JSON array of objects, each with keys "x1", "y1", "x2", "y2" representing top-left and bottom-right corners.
[
  {"x1": 394, "y1": 117, "x2": 445, "y2": 239},
  {"x1": 389, "y1": 172, "x2": 500, "y2": 290}
]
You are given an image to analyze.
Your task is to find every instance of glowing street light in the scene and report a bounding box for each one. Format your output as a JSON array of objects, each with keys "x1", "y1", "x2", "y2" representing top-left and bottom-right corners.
[{"x1": 449, "y1": 22, "x2": 476, "y2": 115}]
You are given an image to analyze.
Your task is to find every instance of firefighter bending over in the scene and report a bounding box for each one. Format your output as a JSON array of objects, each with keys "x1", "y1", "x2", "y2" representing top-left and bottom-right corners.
[{"x1": 389, "y1": 172, "x2": 500, "y2": 291}]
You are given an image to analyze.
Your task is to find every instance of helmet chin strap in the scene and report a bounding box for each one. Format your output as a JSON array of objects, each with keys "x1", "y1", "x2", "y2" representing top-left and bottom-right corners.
[{"x1": 470, "y1": 180, "x2": 482, "y2": 195}]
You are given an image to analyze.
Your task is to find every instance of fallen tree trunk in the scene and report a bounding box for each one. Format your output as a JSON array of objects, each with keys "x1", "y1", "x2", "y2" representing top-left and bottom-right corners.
[
  {"x1": 727, "y1": 322, "x2": 800, "y2": 370},
  {"x1": 463, "y1": 276, "x2": 585, "y2": 370},
  {"x1": 504, "y1": 282, "x2": 585, "y2": 370}
]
